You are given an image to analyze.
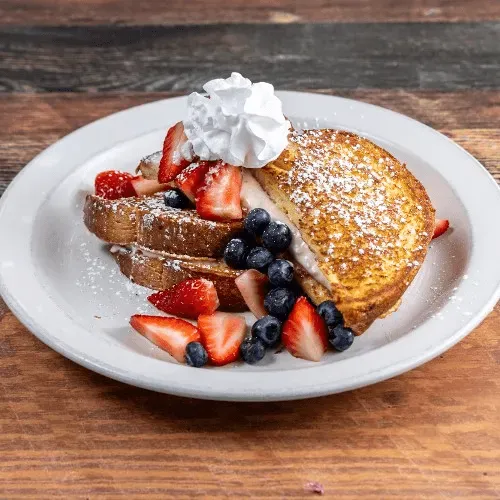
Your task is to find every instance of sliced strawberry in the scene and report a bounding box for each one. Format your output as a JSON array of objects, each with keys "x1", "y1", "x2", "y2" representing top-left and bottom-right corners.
[
  {"x1": 95, "y1": 170, "x2": 135, "y2": 199},
  {"x1": 235, "y1": 269, "x2": 269, "y2": 319},
  {"x1": 432, "y1": 219, "x2": 450, "y2": 239},
  {"x1": 197, "y1": 312, "x2": 247, "y2": 366},
  {"x1": 282, "y1": 297, "x2": 328, "y2": 362},
  {"x1": 175, "y1": 161, "x2": 212, "y2": 201},
  {"x1": 130, "y1": 315, "x2": 200, "y2": 363},
  {"x1": 196, "y1": 162, "x2": 243, "y2": 221},
  {"x1": 130, "y1": 175, "x2": 171, "y2": 196},
  {"x1": 158, "y1": 121, "x2": 191, "y2": 183},
  {"x1": 148, "y1": 278, "x2": 220, "y2": 319}
]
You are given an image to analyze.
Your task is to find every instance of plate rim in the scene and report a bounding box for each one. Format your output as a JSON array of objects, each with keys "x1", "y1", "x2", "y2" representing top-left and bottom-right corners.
[{"x1": 1, "y1": 91, "x2": 499, "y2": 401}]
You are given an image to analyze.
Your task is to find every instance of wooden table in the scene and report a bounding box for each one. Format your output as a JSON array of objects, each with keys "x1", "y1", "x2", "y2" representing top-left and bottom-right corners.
[{"x1": 1, "y1": 1, "x2": 499, "y2": 498}]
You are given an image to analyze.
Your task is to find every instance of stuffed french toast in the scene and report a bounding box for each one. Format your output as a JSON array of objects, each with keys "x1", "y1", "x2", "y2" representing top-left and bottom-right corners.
[{"x1": 83, "y1": 73, "x2": 447, "y2": 367}]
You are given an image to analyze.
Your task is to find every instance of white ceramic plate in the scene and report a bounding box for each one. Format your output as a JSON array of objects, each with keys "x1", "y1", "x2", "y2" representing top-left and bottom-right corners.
[{"x1": 1, "y1": 92, "x2": 499, "y2": 401}]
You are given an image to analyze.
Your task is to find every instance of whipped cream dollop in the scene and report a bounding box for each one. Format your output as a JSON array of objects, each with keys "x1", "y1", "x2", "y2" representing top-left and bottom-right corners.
[{"x1": 181, "y1": 73, "x2": 290, "y2": 169}]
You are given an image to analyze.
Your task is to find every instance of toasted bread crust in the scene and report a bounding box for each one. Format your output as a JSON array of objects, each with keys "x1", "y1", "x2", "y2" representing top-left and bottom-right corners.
[
  {"x1": 84, "y1": 194, "x2": 244, "y2": 257},
  {"x1": 112, "y1": 247, "x2": 247, "y2": 312},
  {"x1": 256, "y1": 129, "x2": 435, "y2": 334}
]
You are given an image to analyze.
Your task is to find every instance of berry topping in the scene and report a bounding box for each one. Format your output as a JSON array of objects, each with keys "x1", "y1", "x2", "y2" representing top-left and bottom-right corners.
[
  {"x1": 163, "y1": 188, "x2": 191, "y2": 209},
  {"x1": 148, "y1": 278, "x2": 219, "y2": 319},
  {"x1": 244, "y1": 208, "x2": 271, "y2": 237},
  {"x1": 432, "y1": 219, "x2": 450, "y2": 240},
  {"x1": 251, "y1": 315, "x2": 282, "y2": 347},
  {"x1": 316, "y1": 300, "x2": 343, "y2": 328},
  {"x1": 262, "y1": 221, "x2": 292, "y2": 253},
  {"x1": 328, "y1": 325, "x2": 355, "y2": 352},
  {"x1": 197, "y1": 312, "x2": 247, "y2": 366},
  {"x1": 95, "y1": 170, "x2": 135, "y2": 200},
  {"x1": 223, "y1": 238, "x2": 249, "y2": 269},
  {"x1": 175, "y1": 161, "x2": 212, "y2": 202},
  {"x1": 158, "y1": 121, "x2": 191, "y2": 183},
  {"x1": 267, "y1": 259, "x2": 294, "y2": 287},
  {"x1": 185, "y1": 341, "x2": 209, "y2": 367},
  {"x1": 129, "y1": 315, "x2": 200, "y2": 363},
  {"x1": 282, "y1": 297, "x2": 329, "y2": 362},
  {"x1": 235, "y1": 269, "x2": 269, "y2": 319},
  {"x1": 246, "y1": 246, "x2": 274, "y2": 273},
  {"x1": 264, "y1": 287, "x2": 296, "y2": 320},
  {"x1": 240, "y1": 337, "x2": 266, "y2": 365},
  {"x1": 196, "y1": 161, "x2": 243, "y2": 221},
  {"x1": 130, "y1": 175, "x2": 170, "y2": 197}
]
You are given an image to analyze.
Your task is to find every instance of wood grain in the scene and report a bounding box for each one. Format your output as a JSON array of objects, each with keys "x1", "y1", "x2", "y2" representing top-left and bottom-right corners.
[
  {"x1": 0, "y1": 23, "x2": 499, "y2": 92},
  {"x1": 0, "y1": 304, "x2": 498, "y2": 499},
  {"x1": 0, "y1": 0, "x2": 499, "y2": 24},
  {"x1": 1, "y1": 91, "x2": 498, "y2": 196}
]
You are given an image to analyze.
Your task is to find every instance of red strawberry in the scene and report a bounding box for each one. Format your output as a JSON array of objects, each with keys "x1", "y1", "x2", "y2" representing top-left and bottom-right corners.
[
  {"x1": 432, "y1": 219, "x2": 450, "y2": 239},
  {"x1": 197, "y1": 312, "x2": 247, "y2": 366},
  {"x1": 158, "y1": 121, "x2": 192, "y2": 183},
  {"x1": 95, "y1": 170, "x2": 135, "y2": 199},
  {"x1": 235, "y1": 269, "x2": 269, "y2": 319},
  {"x1": 148, "y1": 278, "x2": 220, "y2": 319},
  {"x1": 282, "y1": 297, "x2": 328, "y2": 362},
  {"x1": 196, "y1": 161, "x2": 243, "y2": 221},
  {"x1": 130, "y1": 315, "x2": 200, "y2": 363},
  {"x1": 175, "y1": 161, "x2": 212, "y2": 201},
  {"x1": 130, "y1": 175, "x2": 170, "y2": 196}
]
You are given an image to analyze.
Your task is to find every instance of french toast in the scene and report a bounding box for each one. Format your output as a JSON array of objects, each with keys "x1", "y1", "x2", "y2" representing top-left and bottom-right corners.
[
  {"x1": 86, "y1": 129, "x2": 435, "y2": 334},
  {"x1": 84, "y1": 194, "x2": 244, "y2": 257},
  {"x1": 254, "y1": 129, "x2": 435, "y2": 333},
  {"x1": 112, "y1": 247, "x2": 246, "y2": 311},
  {"x1": 83, "y1": 193, "x2": 247, "y2": 311}
]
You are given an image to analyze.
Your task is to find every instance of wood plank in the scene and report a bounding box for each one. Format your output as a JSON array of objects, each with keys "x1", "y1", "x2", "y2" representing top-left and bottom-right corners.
[
  {"x1": 0, "y1": 0, "x2": 499, "y2": 24},
  {"x1": 1, "y1": 91, "x2": 498, "y2": 196},
  {"x1": 0, "y1": 23, "x2": 498, "y2": 93},
  {"x1": 0, "y1": 304, "x2": 498, "y2": 498}
]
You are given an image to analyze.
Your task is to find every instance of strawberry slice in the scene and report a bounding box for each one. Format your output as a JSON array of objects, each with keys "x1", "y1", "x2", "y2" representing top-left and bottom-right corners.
[
  {"x1": 130, "y1": 175, "x2": 171, "y2": 196},
  {"x1": 196, "y1": 161, "x2": 243, "y2": 221},
  {"x1": 235, "y1": 269, "x2": 269, "y2": 319},
  {"x1": 282, "y1": 297, "x2": 328, "y2": 362},
  {"x1": 148, "y1": 278, "x2": 220, "y2": 319},
  {"x1": 175, "y1": 161, "x2": 212, "y2": 202},
  {"x1": 130, "y1": 315, "x2": 200, "y2": 363},
  {"x1": 95, "y1": 170, "x2": 135, "y2": 199},
  {"x1": 432, "y1": 219, "x2": 450, "y2": 239},
  {"x1": 197, "y1": 312, "x2": 247, "y2": 366},
  {"x1": 158, "y1": 121, "x2": 192, "y2": 183}
]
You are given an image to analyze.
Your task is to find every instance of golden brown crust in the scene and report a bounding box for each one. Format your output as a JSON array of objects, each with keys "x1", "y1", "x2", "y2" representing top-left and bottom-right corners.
[
  {"x1": 255, "y1": 129, "x2": 435, "y2": 334},
  {"x1": 83, "y1": 194, "x2": 244, "y2": 257},
  {"x1": 113, "y1": 247, "x2": 247, "y2": 312}
]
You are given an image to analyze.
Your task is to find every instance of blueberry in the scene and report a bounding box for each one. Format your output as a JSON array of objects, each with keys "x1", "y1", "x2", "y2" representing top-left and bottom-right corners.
[
  {"x1": 163, "y1": 188, "x2": 190, "y2": 209},
  {"x1": 252, "y1": 315, "x2": 282, "y2": 347},
  {"x1": 224, "y1": 238, "x2": 249, "y2": 269},
  {"x1": 329, "y1": 325, "x2": 355, "y2": 352},
  {"x1": 268, "y1": 259, "x2": 294, "y2": 287},
  {"x1": 240, "y1": 337, "x2": 266, "y2": 364},
  {"x1": 262, "y1": 221, "x2": 292, "y2": 253},
  {"x1": 246, "y1": 246, "x2": 274, "y2": 273},
  {"x1": 185, "y1": 341, "x2": 208, "y2": 367},
  {"x1": 317, "y1": 300, "x2": 343, "y2": 328},
  {"x1": 244, "y1": 208, "x2": 271, "y2": 237},
  {"x1": 264, "y1": 287, "x2": 296, "y2": 320}
]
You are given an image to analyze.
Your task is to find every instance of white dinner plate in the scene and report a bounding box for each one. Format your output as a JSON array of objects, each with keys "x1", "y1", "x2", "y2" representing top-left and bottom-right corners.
[{"x1": 1, "y1": 92, "x2": 499, "y2": 401}]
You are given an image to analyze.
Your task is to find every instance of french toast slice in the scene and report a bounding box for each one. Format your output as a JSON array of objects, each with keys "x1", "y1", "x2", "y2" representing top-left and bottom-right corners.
[
  {"x1": 254, "y1": 129, "x2": 435, "y2": 334},
  {"x1": 83, "y1": 194, "x2": 244, "y2": 257},
  {"x1": 112, "y1": 246, "x2": 247, "y2": 312}
]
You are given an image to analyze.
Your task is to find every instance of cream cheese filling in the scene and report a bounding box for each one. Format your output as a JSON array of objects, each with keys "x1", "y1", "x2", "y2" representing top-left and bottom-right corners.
[{"x1": 240, "y1": 170, "x2": 331, "y2": 290}]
